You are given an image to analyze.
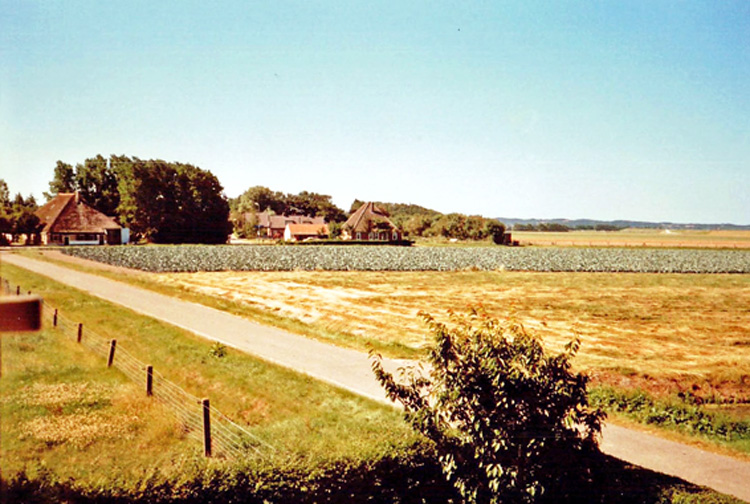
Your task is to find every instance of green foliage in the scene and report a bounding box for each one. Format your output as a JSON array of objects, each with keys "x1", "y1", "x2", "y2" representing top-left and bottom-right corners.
[
  {"x1": 232, "y1": 186, "x2": 347, "y2": 223},
  {"x1": 45, "y1": 155, "x2": 231, "y2": 244},
  {"x1": 45, "y1": 160, "x2": 76, "y2": 198},
  {"x1": 591, "y1": 388, "x2": 750, "y2": 445},
  {"x1": 115, "y1": 157, "x2": 231, "y2": 244},
  {"x1": 372, "y1": 309, "x2": 606, "y2": 503},
  {"x1": 76, "y1": 154, "x2": 120, "y2": 215},
  {"x1": 0, "y1": 184, "x2": 42, "y2": 243}
]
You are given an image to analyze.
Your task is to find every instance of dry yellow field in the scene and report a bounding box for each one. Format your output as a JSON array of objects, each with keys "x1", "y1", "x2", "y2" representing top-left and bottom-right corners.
[
  {"x1": 156, "y1": 270, "x2": 750, "y2": 400},
  {"x1": 513, "y1": 229, "x2": 750, "y2": 248}
]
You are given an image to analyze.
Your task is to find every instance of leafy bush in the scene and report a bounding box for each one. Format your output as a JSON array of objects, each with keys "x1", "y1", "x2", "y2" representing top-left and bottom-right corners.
[{"x1": 371, "y1": 309, "x2": 606, "y2": 503}]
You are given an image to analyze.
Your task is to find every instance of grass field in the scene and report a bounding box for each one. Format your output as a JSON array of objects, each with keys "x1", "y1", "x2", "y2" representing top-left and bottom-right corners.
[
  {"x1": 512, "y1": 229, "x2": 750, "y2": 248},
  {"x1": 154, "y1": 270, "x2": 750, "y2": 396},
  {"x1": 2, "y1": 257, "x2": 748, "y2": 502},
  {"x1": 0, "y1": 263, "x2": 417, "y2": 482}
]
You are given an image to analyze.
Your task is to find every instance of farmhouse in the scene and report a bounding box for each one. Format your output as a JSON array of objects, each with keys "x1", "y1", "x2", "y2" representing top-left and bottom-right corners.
[
  {"x1": 253, "y1": 211, "x2": 327, "y2": 239},
  {"x1": 341, "y1": 202, "x2": 403, "y2": 242},
  {"x1": 284, "y1": 223, "x2": 330, "y2": 242},
  {"x1": 35, "y1": 192, "x2": 127, "y2": 245}
]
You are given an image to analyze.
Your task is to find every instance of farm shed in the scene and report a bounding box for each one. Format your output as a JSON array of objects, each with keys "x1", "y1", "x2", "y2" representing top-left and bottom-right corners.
[
  {"x1": 284, "y1": 223, "x2": 330, "y2": 242},
  {"x1": 341, "y1": 202, "x2": 403, "y2": 242},
  {"x1": 35, "y1": 192, "x2": 127, "y2": 246}
]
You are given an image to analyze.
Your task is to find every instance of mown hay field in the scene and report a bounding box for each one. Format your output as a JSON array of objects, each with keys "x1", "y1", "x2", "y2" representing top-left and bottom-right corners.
[
  {"x1": 154, "y1": 269, "x2": 750, "y2": 403},
  {"x1": 513, "y1": 229, "x2": 750, "y2": 249}
]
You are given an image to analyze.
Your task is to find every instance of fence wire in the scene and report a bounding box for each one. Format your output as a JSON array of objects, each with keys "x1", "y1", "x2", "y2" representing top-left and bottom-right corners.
[{"x1": 4, "y1": 277, "x2": 273, "y2": 460}]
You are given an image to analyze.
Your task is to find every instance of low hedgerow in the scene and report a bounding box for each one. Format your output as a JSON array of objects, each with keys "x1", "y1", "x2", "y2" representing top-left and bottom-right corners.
[{"x1": 590, "y1": 387, "x2": 750, "y2": 446}]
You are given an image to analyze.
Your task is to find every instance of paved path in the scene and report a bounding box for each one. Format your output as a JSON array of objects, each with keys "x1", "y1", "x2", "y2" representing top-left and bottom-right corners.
[{"x1": 4, "y1": 253, "x2": 750, "y2": 502}]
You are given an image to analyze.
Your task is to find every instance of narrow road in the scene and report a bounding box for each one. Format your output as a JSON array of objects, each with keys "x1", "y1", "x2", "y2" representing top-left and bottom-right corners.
[{"x1": 4, "y1": 253, "x2": 750, "y2": 502}]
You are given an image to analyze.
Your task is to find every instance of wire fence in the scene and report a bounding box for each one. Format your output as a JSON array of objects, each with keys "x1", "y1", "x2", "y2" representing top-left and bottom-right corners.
[{"x1": 2, "y1": 277, "x2": 274, "y2": 460}]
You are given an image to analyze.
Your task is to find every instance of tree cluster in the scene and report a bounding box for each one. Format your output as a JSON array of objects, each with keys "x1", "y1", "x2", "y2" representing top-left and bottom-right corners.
[
  {"x1": 230, "y1": 186, "x2": 347, "y2": 238},
  {"x1": 231, "y1": 186, "x2": 347, "y2": 222},
  {"x1": 47, "y1": 155, "x2": 231, "y2": 244},
  {"x1": 350, "y1": 200, "x2": 506, "y2": 243},
  {"x1": 0, "y1": 180, "x2": 42, "y2": 245}
]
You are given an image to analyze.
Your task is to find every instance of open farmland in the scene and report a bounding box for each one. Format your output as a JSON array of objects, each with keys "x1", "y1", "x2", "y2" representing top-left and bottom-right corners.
[
  {"x1": 153, "y1": 269, "x2": 750, "y2": 403},
  {"x1": 62, "y1": 245, "x2": 750, "y2": 273},
  {"x1": 512, "y1": 229, "x2": 750, "y2": 249}
]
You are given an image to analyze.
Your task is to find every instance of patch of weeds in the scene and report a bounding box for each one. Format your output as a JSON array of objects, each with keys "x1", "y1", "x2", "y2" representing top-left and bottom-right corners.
[
  {"x1": 591, "y1": 387, "x2": 750, "y2": 452},
  {"x1": 209, "y1": 342, "x2": 227, "y2": 358}
]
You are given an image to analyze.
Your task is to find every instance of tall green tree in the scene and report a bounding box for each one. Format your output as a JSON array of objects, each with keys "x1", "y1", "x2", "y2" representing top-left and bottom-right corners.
[
  {"x1": 117, "y1": 158, "x2": 230, "y2": 244},
  {"x1": 233, "y1": 185, "x2": 286, "y2": 214},
  {"x1": 75, "y1": 155, "x2": 120, "y2": 216},
  {"x1": 45, "y1": 161, "x2": 76, "y2": 199},
  {"x1": 372, "y1": 309, "x2": 604, "y2": 503}
]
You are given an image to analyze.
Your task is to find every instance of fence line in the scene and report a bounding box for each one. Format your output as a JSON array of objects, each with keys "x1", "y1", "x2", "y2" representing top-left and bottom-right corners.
[{"x1": 4, "y1": 277, "x2": 274, "y2": 460}]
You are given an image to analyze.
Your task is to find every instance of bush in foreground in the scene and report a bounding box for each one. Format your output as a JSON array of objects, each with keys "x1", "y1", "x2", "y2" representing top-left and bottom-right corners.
[{"x1": 372, "y1": 309, "x2": 606, "y2": 503}]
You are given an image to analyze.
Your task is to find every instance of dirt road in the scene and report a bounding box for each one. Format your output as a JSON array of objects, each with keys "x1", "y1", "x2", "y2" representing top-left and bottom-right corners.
[{"x1": 4, "y1": 252, "x2": 749, "y2": 502}]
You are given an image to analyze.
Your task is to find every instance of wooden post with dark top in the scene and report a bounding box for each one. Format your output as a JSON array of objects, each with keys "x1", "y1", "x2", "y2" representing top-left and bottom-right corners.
[
  {"x1": 107, "y1": 339, "x2": 117, "y2": 367},
  {"x1": 202, "y1": 398, "x2": 212, "y2": 457},
  {"x1": 146, "y1": 366, "x2": 153, "y2": 396}
]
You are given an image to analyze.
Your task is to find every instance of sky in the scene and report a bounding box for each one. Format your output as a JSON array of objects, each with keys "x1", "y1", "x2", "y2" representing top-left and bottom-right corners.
[{"x1": 1, "y1": 1, "x2": 748, "y2": 224}]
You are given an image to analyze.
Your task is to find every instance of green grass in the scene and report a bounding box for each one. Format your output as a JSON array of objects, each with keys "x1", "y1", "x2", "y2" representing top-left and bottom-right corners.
[
  {"x1": 1, "y1": 262, "x2": 746, "y2": 502},
  {"x1": 0, "y1": 263, "x2": 417, "y2": 478}
]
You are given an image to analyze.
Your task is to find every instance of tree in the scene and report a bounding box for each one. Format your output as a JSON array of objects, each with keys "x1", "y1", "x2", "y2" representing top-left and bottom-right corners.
[
  {"x1": 0, "y1": 179, "x2": 10, "y2": 211},
  {"x1": 117, "y1": 158, "x2": 230, "y2": 244},
  {"x1": 75, "y1": 155, "x2": 120, "y2": 216},
  {"x1": 371, "y1": 309, "x2": 605, "y2": 503},
  {"x1": 46, "y1": 161, "x2": 76, "y2": 199},
  {"x1": 486, "y1": 221, "x2": 507, "y2": 245},
  {"x1": 234, "y1": 185, "x2": 286, "y2": 215}
]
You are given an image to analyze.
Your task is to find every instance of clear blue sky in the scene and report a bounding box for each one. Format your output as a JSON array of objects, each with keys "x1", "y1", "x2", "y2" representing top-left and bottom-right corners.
[{"x1": 2, "y1": 1, "x2": 748, "y2": 224}]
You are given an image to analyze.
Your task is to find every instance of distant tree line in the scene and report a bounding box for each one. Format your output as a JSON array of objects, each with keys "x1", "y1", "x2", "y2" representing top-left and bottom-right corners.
[
  {"x1": 349, "y1": 200, "x2": 506, "y2": 243},
  {"x1": 47, "y1": 155, "x2": 230, "y2": 244},
  {"x1": 513, "y1": 223, "x2": 622, "y2": 232},
  {"x1": 229, "y1": 186, "x2": 348, "y2": 239},
  {"x1": 0, "y1": 179, "x2": 42, "y2": 245}
]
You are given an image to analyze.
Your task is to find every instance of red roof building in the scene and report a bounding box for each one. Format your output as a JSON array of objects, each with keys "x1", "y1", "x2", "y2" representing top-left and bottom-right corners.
[
  {"x1": 283, "y1": 223, "x2": 330, "y2": 242},
  {"x1": 250, "y1": 211, "x2": 327, "y2": 239},
  {"x1": 35, "y1": 193, "x2": 125, "y2": 245}
]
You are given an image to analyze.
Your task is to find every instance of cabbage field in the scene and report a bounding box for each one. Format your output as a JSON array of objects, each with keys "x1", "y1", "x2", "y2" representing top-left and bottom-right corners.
[{"x1": 61, "y1": 245, "x2": 750, "y2": 273}]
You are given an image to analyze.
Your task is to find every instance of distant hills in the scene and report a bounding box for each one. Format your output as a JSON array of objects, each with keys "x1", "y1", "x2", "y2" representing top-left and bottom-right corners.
[{"x1": 496, "y1": 217, "x2": 750, "y2": 231}]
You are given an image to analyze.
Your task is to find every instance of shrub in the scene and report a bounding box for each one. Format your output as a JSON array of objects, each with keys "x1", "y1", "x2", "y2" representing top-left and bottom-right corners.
[{"x1": 372, "y1": 309, "x2": 606, "y2": 503}]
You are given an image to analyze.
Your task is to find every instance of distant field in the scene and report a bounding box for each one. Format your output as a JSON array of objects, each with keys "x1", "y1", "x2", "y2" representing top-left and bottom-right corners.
[
  {"x1": 512, "y1": 229, "x2": 750, "y2": 249},
  {"x1": 156, "y1": 269, "x2": 750, "y2": 405}
]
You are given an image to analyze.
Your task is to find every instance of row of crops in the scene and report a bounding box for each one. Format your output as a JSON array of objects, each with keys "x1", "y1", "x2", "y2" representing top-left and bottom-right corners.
[{"x1": 61, "y1": 245, "x2": 750, "y2": 273}]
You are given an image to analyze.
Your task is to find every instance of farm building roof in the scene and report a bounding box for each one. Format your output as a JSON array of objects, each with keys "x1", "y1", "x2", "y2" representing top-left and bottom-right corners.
[
  {"x1": 286, "y1": 223, "x2": 330, "y2": 236},
  {"x1": 35, "y1": 193, "x2": 121, "y2": 234},
  {"x1": 343, "y1": 202, "x2": 399, "y2": 233}
]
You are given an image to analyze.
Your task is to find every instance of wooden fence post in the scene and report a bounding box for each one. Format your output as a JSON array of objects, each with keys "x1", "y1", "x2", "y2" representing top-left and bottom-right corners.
[
  {"x1": 146, "y1": 366, "x2": 153, "y2": 396},
  {"x1": 53, "y1": 309, "x2": 58, "y2": 327},
  {"x1": 107, "y1": 339, "x2": 117, "y2": 367},
  {"x1": 202, "y1": 398, "x2": 212, "y2": 457},
  {"x1": 77, "y1": 323, "x2": 83, "y2": 343}
]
